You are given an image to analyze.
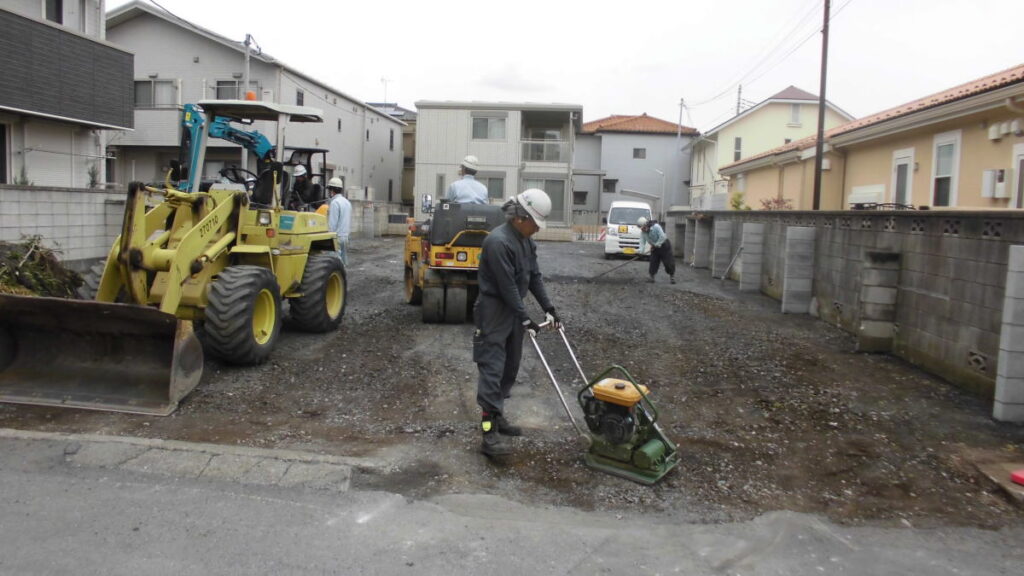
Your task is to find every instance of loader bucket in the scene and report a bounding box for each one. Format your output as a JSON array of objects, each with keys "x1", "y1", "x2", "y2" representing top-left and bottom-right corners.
[{"x1": 0, "y1": 295, "x2": 203, "y2": 416}]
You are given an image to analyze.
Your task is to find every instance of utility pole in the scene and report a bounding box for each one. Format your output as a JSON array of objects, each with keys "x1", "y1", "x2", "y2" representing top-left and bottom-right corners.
[
  {"x1": 812, "y1": 0, "x2": 830, "y2": 210},
  {"x1": 241, "y1": 33, "x2": 255, "y2": 170}
]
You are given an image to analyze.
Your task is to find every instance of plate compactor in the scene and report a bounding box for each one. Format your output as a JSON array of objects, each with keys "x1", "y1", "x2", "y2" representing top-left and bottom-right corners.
[{"x1": 528, "y1": 323, "x2": 679, "y2": 485}]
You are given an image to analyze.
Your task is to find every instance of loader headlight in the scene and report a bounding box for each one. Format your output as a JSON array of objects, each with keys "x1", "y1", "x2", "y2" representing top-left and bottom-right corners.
[{"x1": 257, "y1": 211, "x2": 273, "y2": 226}]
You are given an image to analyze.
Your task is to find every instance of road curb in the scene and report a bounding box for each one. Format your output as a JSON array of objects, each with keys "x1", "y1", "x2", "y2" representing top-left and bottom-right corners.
[{"x1": 0, "y1": 428, "x2": 380, "y2": 492}]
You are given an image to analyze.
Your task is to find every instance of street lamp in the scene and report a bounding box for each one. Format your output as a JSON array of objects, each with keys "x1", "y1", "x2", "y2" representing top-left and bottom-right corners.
[{"x1": 653, "y1": 168, "x2": 666, "y2": 219}]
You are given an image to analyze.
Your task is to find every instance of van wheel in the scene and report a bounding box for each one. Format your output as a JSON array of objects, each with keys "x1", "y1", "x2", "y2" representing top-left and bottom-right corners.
[{"x1": 205, "y1": 266, "x2": 282, "y2": 365}]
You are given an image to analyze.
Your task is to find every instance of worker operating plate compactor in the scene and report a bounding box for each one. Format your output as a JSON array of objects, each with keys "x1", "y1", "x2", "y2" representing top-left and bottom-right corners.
[
  {"x1": 529, "y1": 321, "x2": 679, "y2": 485},
  {"x1": 0, "y1": 99, "x2": 346, "y2": 416}
]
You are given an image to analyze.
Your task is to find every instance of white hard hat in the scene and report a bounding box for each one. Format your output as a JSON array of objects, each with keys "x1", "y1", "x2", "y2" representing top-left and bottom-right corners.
[
  {"x1": 327, "y1": 176, "x2": 343, "y2": 189},
  {"x1": 461, "y1": 155, "x2": 479, "y2": 171},
  {"x1": 515, "y1": 188, "x2": 552, "y2": 229},
  {"x1": 293, "y1": 165, "x2": 307, "y2": 177},
  {"x1": 637, "y1": 216, "x2": 648, "y2": 227}
]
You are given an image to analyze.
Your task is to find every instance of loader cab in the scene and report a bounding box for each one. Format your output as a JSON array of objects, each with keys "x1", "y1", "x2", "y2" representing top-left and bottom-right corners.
[
  {"x1": 284, "y1": 147, "x2": 329, "y2": 211},
  {"x1": 192, "y1": 99, "x2": 324, "y2": 209}
]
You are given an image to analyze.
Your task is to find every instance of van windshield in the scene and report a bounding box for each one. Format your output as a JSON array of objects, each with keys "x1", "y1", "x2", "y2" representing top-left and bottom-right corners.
[{"x1": 607, "y1": 207, "x2": 651, "y2": 225}]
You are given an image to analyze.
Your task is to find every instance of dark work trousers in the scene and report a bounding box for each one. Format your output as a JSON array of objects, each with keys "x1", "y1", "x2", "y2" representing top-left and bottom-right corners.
[
  {"x1": 649, "y1": 240, "x2": 676, "y2": 278},
  {"x1": 473, "y1": 297, "x2": 524, "y2": 416}
]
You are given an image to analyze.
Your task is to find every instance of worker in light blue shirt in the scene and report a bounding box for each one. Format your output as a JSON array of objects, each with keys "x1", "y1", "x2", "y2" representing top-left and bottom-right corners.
[
  {"x1": 638, "y1": 216, "x2": 676, "y2": 284},
  {"x1": 326, "y1": 177, "x2": 352, "y2": 266},
  {"x1": 445, "y1": 155, "x2": 489, "y2": 204}
]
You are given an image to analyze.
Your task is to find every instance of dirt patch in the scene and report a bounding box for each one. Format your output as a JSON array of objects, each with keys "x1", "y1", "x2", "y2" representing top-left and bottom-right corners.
[{"x1": 1, "y1": 237, "x2": 1022, "y2": 528}]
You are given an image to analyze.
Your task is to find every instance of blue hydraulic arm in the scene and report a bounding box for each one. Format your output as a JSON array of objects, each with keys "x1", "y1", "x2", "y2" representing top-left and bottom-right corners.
[
  {"x1": 175, "y1": 103, "x2": 275, "y2": 192},
  {"x1": 208, "y1": 118, "x2": 274, "y2": 161}
]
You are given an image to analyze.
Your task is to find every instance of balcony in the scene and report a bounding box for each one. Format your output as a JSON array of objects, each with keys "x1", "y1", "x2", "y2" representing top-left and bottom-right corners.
[
  {"x1": 521, "y1": 140, "x2": 568, "y2": 163},
  {"x1": 0, "y1": 9, "x2": 133, "y2": 129}
]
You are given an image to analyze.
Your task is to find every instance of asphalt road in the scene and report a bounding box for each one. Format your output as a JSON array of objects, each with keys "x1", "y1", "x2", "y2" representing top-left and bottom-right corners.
[{"x1": 2, "y1": 430, "x2": 1023, "y2": 575}]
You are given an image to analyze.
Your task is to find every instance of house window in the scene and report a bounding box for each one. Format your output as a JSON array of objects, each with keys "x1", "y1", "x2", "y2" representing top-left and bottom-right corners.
[
  {"x1": 932, "y1": 130, "x2": 961, "y2": 207},
  {"x1": 436, "y1": 174, "x2": 446, "y2": 196},
  {"x1": 789, "y1": 104, "x2": 801, "y2": 125},
  {"x1": 337, "y1": 119, "x2": 342, "y2": 132},
  {"x1": 602, "y1": 179, "x2": 617, "y2": 193},
  {"x1": 479, "y1": 176, "x2": 504, "y2": 200},
  {"x1": 389, "y1": 129, "x2": 395, "y2": 151},
  {"x1": 892, "y1": 148, "x2": 915, "y2": 206},
  {"x1": 296, "y1": 89, "x2": 304, "y2": 106},
  {"x1": 734, "y1": 137, "x2": 742, "y2": 162},
  {"x1": 784, "y1": 138, "x2": 792, "y2": 144},
  {"x1": 215, "y1": 80, "x2": 257, "y2": 100},
  {"x1": 471, "y1": 114, "x2": 506, "y2": 140},
  {"x1": 573, "y1": 190, "x2": 587, "y2": 206},
  {"x1": 45, "y1": 0, "x2": 63, "y2": 24},
  {"x1": 366, "y1": 129, "x2": 370, "y2": 142},
  {"x1": 388, "y1": 179, "x2": 393, "y2": 202},
  {"x1": 134, "y1": 80, "x2": 176, "y2": 108},
  {"x1": 633, "y1": 148, "x2": 646, "y2": 159},
  {"x1": 523, "y1": 178, "x2": 565, "y2": 223}
]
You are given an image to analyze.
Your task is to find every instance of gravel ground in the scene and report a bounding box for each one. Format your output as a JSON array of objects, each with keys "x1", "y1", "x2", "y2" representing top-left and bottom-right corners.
[{"x1": 2, "y1": 235, "x2": 1023, "y2": 528}]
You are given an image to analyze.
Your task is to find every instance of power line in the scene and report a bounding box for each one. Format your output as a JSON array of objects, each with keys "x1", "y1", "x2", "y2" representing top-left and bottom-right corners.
[
  {"x1": 687, "y1": 0, "x2": 822, "y2": 107},
  {"x1": 687, "y1": 0, "x2": 857, "y2": 109}
]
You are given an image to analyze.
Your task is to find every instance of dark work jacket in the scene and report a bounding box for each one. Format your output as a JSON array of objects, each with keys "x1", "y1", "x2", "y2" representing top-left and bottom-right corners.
[{"x1": 475, "y1": 222, "x2": 554, "y2": 340}]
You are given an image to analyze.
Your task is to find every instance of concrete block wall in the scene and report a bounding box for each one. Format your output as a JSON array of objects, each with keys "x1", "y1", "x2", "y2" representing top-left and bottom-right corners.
[
  {"x1": 691, "y1": 210, "x2": 1024, "y2": 419},
  {"x1": 995, "y1": 246, "x2": 1024, "y2": 421},
  {"x1": 740, "y1": 223, "x2": 765, "y2": 291},
  {"x1": 0, "y1": 185, "x2": 124, "y2": 270},
  {"x1": 782, "y1": 227, "x2": 815, "y2": 314},
  {"x1": 857, "y1": 251, "x2": 900, "y2": 352},
  {"x1": 683, "y1": 218, "x2": 697, "y2": 265},
  {"x1": 692, "y1": 217, "x2": 712, "y2": 269},
  {"x1": 711, "y1": 220, "x2": 735, "y2": 278}
]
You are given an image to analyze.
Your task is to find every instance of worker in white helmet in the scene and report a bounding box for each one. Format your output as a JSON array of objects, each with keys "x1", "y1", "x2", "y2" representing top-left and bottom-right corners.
[
  {"x1": 473, "y1": 188, "x2": 561, "y2": 457},
  {"x1": 638, "y1": 216, "x2": 675, "y2": 284},
  {"x1": 445, "y1": 155, "x2": 488, "y2": 204},
  {"x1": 325, "y1": 177, "x2": 351, "y2": 266},
  {"x1": 287, "y1": 164, "x2": 311, "y2": 210}
]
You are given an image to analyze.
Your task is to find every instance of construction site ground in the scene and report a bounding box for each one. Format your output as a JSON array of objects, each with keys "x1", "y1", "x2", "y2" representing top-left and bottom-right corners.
[{"x1": 2, "y1": 236, "x2": 1023, "y2": 529}]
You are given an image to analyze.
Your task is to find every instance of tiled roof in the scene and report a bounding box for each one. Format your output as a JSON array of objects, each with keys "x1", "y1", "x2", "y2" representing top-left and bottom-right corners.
[
  {"x1": 769, "y1": 86, "x2": 818, "y2": 101},
  {"x1": 722, "y1": 62, "x2": 1024, "y2": 172},
  {"x1": 833, "y1": 62, "x2": 1024, "y2": 137},
  {"x1": 581, "y1": 113, "x2": 699, "y2": 135}
]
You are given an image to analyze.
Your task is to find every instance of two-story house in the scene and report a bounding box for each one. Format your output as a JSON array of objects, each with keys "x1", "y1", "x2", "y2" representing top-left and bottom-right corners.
[
  {"x1": 575, "y1": 113, "x2": 698, "y2": 218},
  {"x1": 105, "y1": 1, "x2": 404, "y2": 204},
  {"x1": 689, "y1": 86, "x2": 853, "y2": 210},
  {"x1": 0, "y1": 0, "x2": 132, "y2": 187},
  {"x1": 720, "y1": 62, "x2": 1024, "y2": 211},
  {"x1": 413, "y1": 101, "x2": 582, "y2": 235}
]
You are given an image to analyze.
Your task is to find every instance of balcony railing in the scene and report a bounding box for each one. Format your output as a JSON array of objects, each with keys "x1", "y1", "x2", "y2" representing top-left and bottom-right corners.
[{"x1": 521, "y1": 140, "x2": 568, "y2": 163}]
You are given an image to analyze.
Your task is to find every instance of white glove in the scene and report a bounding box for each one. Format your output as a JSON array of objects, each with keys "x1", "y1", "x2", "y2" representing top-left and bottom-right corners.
[{"x1": 544, "y1": 309, "x2": 561, "y2": 330}]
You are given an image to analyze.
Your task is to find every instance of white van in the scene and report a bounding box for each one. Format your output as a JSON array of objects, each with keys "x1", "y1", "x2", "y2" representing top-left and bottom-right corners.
[{"x1": 603, "y1": 200, "x2": 653, "y2": 259}]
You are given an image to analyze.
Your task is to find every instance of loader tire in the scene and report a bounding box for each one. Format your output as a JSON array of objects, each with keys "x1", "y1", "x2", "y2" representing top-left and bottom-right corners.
[
  {"x1": 205, "y1": 266, "x2": 282, "y2": 365},
  {"x1": 290, "y1": 253, "x2": 347, "y2": 332},
  {"x1": 404, "y1": 264, "x2": 423, "y2": 305}
]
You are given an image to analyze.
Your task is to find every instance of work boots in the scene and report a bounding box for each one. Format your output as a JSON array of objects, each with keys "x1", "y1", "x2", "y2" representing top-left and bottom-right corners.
[
  {"x1": 670, "y1": 276, "x2": 677, "y2": 284},
  {"x1": 647, "y1": 275, "x2": 656, "y2": 283},
  {"x1": 480, "y1": 416, "x2": 513, "y2": 457},
  {"x1": 493, "y1": 413, "x2": 522, "y2": 436}
]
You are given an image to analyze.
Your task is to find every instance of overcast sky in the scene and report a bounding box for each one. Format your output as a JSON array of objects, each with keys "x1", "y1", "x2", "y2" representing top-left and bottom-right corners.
[{"x1": 111, "y1": 0, "x2": 1024, "y2": 132}]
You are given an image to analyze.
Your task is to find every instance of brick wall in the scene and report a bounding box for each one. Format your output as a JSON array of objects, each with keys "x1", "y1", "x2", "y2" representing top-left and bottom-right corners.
[{"x1": 683, "y1": 210, "x2": 1024, "y2": 405}]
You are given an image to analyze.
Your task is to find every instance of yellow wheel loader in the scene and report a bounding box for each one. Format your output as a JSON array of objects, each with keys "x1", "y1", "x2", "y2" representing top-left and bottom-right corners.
[{"x1": 0, "y1": 100, "x2": 346, "y2": 415}]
